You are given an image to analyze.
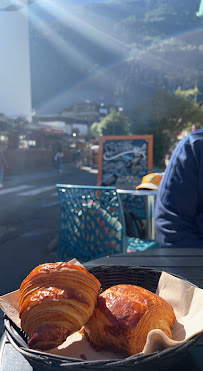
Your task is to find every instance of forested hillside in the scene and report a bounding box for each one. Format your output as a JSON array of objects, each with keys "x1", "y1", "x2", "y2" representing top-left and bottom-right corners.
[{"x1": 29, "y1": 0, "x2": 203, "y2": 113}]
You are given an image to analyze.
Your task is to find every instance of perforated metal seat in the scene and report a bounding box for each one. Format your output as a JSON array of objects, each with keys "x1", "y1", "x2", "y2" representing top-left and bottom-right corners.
[
  {"x1": 56, "y1": 185, "x2": 127, "y2": 262},
  {"x1": 127, "y1": 237, "x2": 160, "y2": 252}
]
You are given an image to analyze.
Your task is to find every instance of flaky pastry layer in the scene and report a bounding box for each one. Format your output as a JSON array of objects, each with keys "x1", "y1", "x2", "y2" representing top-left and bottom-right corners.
[
  {"x1": 18, "y1": 262, "x2": 101, "y2": 350},
  {"x1": 84, "y1": 284, "x2": 176, "y2": 356}
]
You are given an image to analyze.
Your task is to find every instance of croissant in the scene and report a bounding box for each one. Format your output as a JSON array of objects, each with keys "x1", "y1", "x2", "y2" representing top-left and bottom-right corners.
[
  {"x1": 84, "y1": 284, "x2": 176, "y2": 356},
  {"x1": 18, "y1": 262, "x2": 101, "y2": 351}
]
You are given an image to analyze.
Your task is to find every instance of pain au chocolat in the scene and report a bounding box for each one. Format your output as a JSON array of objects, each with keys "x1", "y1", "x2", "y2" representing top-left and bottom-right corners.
[
  {"x1": 84, "y1": 284, "x2": 176, "y2": 356},
  {"x1": 18, "y1": 262, "x2": 101, "y2": 351}
]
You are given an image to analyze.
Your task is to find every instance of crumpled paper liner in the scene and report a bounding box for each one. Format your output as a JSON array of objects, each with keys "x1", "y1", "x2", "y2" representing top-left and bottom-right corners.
[{"x1": 0, "y1": 260, "x2": 203, "y2": 361}]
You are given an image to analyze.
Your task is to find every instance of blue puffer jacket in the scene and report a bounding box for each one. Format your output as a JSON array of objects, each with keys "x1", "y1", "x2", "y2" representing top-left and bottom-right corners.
[{"x1": 155, "y1": 129, "x2": 203, "y2": 248}]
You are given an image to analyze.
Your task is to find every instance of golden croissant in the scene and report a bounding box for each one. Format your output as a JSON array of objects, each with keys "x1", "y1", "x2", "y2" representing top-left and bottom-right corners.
[
  {"x1": 18, "y1": 262, "x2": 101, "y2": 351},
  {"x1": 84, "y1": 284, "x2": 176, "y2": 356}
]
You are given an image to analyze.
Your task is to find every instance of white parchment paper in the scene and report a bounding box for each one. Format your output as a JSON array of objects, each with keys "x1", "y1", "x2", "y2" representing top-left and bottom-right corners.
[{"x1": 0, "y1": 261, "x2": 203, "y2": 360}]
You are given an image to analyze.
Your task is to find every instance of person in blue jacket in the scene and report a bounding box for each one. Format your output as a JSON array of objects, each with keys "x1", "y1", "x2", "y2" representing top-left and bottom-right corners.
[{"x1": 155, "y1": 128, "x2": 203, "y2": 248}]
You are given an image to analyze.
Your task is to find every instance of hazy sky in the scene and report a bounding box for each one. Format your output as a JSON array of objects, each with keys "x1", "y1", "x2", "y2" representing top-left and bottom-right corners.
[
  {"x1": 0, "y1": 1, "x2": 110, "y2": 118},
  {"x1": 0, "y1": 2, "x2": 32, "y2": 119}
]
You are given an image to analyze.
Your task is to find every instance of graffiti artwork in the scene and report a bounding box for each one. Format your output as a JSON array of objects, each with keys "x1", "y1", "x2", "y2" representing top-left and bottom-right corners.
[{"x1": 97, "y1": 135, "x2": 153, "y2": 189}]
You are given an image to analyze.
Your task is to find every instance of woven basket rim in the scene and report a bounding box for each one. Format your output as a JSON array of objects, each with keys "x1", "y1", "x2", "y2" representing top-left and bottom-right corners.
[
  {"x1": 4, "y1": 316, "x2": 203, "y2": 369},
  {"x1": 4, "y1": 265, "x2": 203, "y2": 369},
  {"x1": 86, "y1": 264, "x2": 199, "y2": 287}
]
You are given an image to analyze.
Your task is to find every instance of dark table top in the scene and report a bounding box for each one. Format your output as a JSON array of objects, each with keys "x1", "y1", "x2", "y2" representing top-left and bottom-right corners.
[
  {"x1": 0, "y1": 248, "x2": 203, "y2": 370},
  {"x1": 85, "y1": 248, "x2": 203, "y2": 289}
]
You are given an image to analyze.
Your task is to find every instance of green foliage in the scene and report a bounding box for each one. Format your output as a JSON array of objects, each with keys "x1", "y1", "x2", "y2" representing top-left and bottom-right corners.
[
  {"x1": 91, "y1": 111, "x2": 131, "y2": 137},
  {"x1": 90, "y1": 121, "x2": 102, "y2": 137},
  {"x1": 130, "y1": 88, "x2": 203, "y2": 166},
  {"x1": 175, "y1": 86, "x2": 199, "y2": 101},
  {"x1": 91, "y1": 87, "x2": 203, "y2": 166}
]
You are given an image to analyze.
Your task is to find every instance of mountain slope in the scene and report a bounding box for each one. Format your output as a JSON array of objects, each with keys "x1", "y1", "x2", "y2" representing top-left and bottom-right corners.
[{"x1": 29, "y1": 0, "x2": 203, "y2": 114}]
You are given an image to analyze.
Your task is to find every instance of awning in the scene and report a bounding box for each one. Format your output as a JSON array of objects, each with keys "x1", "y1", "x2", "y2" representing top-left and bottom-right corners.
[{"x1": 40, "y1": 127, "x2": 65, "y2": 135}]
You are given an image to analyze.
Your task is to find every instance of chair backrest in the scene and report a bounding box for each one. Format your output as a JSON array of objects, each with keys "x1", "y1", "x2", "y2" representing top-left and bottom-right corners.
[{"x1": 56, "y1": 184, "x2": 127, "y2": 262}]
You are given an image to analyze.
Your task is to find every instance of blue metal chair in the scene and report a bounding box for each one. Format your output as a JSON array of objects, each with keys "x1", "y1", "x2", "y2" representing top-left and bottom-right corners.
[
  {"x1": 56, "y1": 184, "x2": 127, "y2": 262},
  {"x1": 127, "y1": 237, "x2": 160, "y2": 252}
]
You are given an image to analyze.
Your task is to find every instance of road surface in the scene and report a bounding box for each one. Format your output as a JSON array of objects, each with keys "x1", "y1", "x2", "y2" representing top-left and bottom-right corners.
[{"x1": 0, "y1": 165, "x2": 97, "y2": 335}]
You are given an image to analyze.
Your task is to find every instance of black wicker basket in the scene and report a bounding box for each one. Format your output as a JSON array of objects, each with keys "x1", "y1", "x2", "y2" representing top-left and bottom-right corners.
[{"x1": 4, "y1": 265, "x2": 203, "y2": 371}]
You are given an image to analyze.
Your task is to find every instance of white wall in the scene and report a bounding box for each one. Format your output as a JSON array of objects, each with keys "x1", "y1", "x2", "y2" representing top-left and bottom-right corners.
[
  {"x1": 0, "y1": 3, "x2": 32, "y2": 119},
  {"x1": 39, "y1": 121, "x2": 66, "y2": 130},
  {"x1": 37, "y1": 121, "x2": 89, "y2": 136}
]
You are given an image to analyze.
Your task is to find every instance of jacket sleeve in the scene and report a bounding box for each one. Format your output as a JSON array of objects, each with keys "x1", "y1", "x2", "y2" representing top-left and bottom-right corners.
[{"x1": 155, "y1": 134, "x2": 203, "y2": 248}]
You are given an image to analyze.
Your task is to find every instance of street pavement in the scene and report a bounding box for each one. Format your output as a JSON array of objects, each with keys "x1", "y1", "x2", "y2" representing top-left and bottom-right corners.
[{"x1": 0, "y1": 163, "x2": 98, "y2": 336}]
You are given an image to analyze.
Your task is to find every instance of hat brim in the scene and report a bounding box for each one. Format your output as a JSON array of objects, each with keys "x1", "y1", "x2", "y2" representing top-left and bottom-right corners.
[{"x1": 136, "y1": 183, "x2": 159, "y2": 190}]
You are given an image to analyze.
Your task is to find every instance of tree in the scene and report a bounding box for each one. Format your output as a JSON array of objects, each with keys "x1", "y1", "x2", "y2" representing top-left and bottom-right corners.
[
  {"x1": 90, "y1": 121, "x2": 102, "y2": 138},
  {"x1": 90, "y1": 111, "x2": 131, "y2": 137},
  {"x1": 128, "y1": 102, "x2": 150, "y2": 135},
  {"x1": 130, "y1": 88, "x2": 203, "y2": 167}
]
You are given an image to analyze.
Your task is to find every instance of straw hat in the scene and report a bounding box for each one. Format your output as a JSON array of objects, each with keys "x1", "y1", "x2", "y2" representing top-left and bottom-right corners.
[{"x1": 136, "y1": 173, "x2": 164, "y2": 190}]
